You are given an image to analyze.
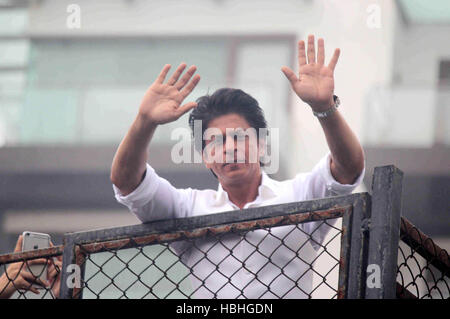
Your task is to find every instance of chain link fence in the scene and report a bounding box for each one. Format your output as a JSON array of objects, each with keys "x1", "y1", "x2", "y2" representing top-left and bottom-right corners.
[
  {"x1": 396, "y1": 217, "x2": 450, "y2": 299},
  {"x1": 70, "y1": 208, "x2": 349, "y2": 299},
  {"x1": 0, "y1": 246, "x2": 63, "y2": 299},
  {"x1": 1, "y1": 165, "x2": 448, "y2": 299}
]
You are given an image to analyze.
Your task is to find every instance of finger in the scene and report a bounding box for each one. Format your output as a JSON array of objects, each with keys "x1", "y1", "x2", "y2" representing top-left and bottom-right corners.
[
  {"x1": 47, "y1": 265, "x2": 55, "y2": 276},
  {"x1": 281, "y1": 66, "x2": 298, "y2": 86},
  {"x1": 317, "y1": 38, "x2": 325, "y2": 65},
  {"x1": 175, "y1": 65, "x2": 197, "y2": 90},
  {"x1": 48, "y1": 258, "x2": 62, "y2": 268},
  {"x1": 307, "y1": 35, "x2": 316, "y2": 64},
  {"x1": 48, "y1": 259, "x2": 61, "y2": 271},
  {"x1": 29, "y1": 286, "x2": 40, "y2": 294},
  {"x1": 47, "y1": 258, "x2": 62, "y2": 275},
  {"x1": 23, "y1": 259, "x2": 48, "y2": 279},
  {"x1": 25, "y1": 258, "x2": 48, "y2": 266},
  {"x1": 47, "y1": 260, "x2": 56, "y2": 270},
  {"x1": 14, "y1": 235, "x2": 23, "y2": 252},
  {"x1": 21, "y1": 271, "x2": 49, "y2": 288},
  {"x1": 16, "y1": 277, "x2": 40, "y2": 294},
  {"x1": 179, "y1": 74, "x2": 201, "y2": 99},
  {"x1": 156, "y1": 64, "x2": 171, "y2": 84},
  {"x1": 50, "y1": 255, "x2": 62, "y2": 263},
  {"x1": 20, "y1": 271, "x2": 38, "y2": 283},
  {"x1": 5, "y1": 262, "x2": 24, "y2": 280},
  {"x1": 166, "y1": 63, "x2": 187, "y2": 85},
  {"x1": 50, "y1": 268, "x2": 60, "y2": 279},
  {"x1": 21, "y1": 269, "x2": 41, "y2": 282},
  {"x1": 177, "y1": 101, "x2": 198, "y2": 117},
  {"x1": 328, "y1": 48, "x2": 340, "y2": 71},
  {"x1": 298, "y1": 40, "x2": 307, "y2": 68},
  {"x1": 48, "y1": 268, "x2": 58, "y2": 279}
]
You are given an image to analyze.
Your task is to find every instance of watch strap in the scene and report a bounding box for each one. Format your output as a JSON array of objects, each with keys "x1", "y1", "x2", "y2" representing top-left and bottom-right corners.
[{"x1": 313, "y1": 95, "x2": 340, "y2": 118}]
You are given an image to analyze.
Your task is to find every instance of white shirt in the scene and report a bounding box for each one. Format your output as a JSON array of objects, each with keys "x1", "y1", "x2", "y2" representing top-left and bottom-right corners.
[{"x1": 113, "y1": 153, "x2": 365, "y2": 298}]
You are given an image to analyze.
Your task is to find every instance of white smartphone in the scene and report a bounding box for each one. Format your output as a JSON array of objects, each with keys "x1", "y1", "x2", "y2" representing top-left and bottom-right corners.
[{"x1": 22, "y1": 231, "x2": 51, "y2": 288}]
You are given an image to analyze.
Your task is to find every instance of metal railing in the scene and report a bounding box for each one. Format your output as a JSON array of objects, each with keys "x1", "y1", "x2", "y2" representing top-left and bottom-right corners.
[
  {"x1": 0, "y1": 246, "x2": 63, "y2": 299},
  {"x1": 60, "y1": 197, "x2": 364, "y2": 299},
  {"x1": 396, "y1": 218, "x2": 450, "y2": 299},
  {"x1": 0, "y1": 165, "x2": 448, "y2": 299},
  {"x1": 65, "y1": 206, "x2": 352, "y2": 299}
]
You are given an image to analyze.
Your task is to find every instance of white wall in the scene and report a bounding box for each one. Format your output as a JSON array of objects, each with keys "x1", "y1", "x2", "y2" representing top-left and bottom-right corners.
[
  {"x1": 286, "y1": 0, "x2": 396, "y2": 174},
  {"x1": 0, "y1": 8, "x2": 29, "y2": 145},
  {"x1": 393, "y1": 22, "x2": 450, "y2": 86},
  {"x1": 26, "y1": 0, "x2": 397, "y2": 176},
  {"x1": 16, "y1": 1, "x2": 424, "y2": 299},
  {"x1": 362, "y1": 9, "x2": 450, "y2": 148}
]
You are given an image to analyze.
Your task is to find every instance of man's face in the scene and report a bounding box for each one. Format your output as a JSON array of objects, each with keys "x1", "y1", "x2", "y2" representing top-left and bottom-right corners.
[{"x1": 203, "y1": 113, "x2": 263, "y2": 184}]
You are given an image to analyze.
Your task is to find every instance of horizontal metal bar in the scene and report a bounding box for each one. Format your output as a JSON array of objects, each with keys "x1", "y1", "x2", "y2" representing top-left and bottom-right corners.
[
  {"x1": 0, "y1": 246, "x2": 64, "y2": 264},
  {"x1": 77, "y1": 207, "x2": 350, "y2": 255},
  {"x1": 400, "y1": 217, "x2": 450, "y2": 276},
  {"x1": 64, "y1": 193, "x2": 367, "y2": 245}
]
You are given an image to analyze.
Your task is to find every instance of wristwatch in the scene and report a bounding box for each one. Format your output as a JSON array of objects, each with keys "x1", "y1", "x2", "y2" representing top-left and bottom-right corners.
[{"x1": 313, "y1": 95, "x2": 340, "y2": 118}]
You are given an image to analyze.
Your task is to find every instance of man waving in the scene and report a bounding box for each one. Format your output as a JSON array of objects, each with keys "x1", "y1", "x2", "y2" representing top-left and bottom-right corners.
[{"x1": 110, "y1": 35, "x2": 365, "y2": 298}]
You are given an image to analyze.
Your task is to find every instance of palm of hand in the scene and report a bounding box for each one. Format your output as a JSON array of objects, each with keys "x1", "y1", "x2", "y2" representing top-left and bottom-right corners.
[
  {"x1": 142, "y1": 84, "x2": 184, "y2": 124},
  {"x1": 294, "y1": 64, "x2": 335, "y2": 108},
  {"x1": 139, "y1": 63, "x2": 200, "y2": 125},
  {"x1": 282, "y1": 35, "x2": 340, "y2": 111}
]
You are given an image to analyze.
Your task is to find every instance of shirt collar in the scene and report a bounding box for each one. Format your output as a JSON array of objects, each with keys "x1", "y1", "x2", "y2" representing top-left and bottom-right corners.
[{"x1": 214, "y1": 170, "x2": 278, "y2": 206}]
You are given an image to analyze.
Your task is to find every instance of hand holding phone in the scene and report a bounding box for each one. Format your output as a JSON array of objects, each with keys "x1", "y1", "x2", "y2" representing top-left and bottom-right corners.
[{"x1": 22, "y1": 231, "x2": 51, "y2": 288}]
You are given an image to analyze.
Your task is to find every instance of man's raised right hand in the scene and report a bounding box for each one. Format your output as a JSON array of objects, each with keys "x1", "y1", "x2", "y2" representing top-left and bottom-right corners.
[{"x1": 138, "y1": 63, "x2": 201, "y2": 125}]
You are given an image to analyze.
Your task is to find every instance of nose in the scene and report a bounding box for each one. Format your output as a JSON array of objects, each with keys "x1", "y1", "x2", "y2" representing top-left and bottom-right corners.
[{"x1": 224, "y1": 136, "x2": 237, "y2": 162}]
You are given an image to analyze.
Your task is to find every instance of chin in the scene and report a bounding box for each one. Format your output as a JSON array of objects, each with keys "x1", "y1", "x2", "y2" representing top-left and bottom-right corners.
[{"x1": 220, "y1": 163, "x2": 249, "y2": 178}]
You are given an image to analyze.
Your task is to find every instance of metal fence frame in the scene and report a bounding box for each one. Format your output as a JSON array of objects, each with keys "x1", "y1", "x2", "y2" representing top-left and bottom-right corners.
[
  {"x1": 0, "y1": 246, "x2": 64, "y2": 299},
  {"x1": 60, "y1": 192, "x2": 371, "y2": 299},
  {"x1": 5, "y1": 165, "x2": 447, "y2": 299},
  {"x1": 365, "y1": 166, "x2": 404, "y2": 298},
  {"x1": 396, "y1": 217, "x2": 450, "y2": 299}
]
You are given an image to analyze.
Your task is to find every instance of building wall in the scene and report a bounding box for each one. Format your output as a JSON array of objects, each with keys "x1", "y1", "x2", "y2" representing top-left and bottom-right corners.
[
  {"x1": 393, "y1": 21, "x2": 450, "y2": 86},
  {"x1": 25, "y1": 0, "x2": 397, "y2": 176},
  {"x1": 0, "y1": 0, "x2": 448, "y2": 299}
]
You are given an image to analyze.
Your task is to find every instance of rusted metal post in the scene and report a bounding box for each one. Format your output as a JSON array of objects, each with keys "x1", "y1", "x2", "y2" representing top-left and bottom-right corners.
[
  {"x1": 340, "y1": 193, "x2": 371, "y2": 299},
  {"x1": 365, "y1": 165, "x2": 403, "y2": 299},
  {"x1": 60, "y1": 237, "x2": 76, "y2": 299}
]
